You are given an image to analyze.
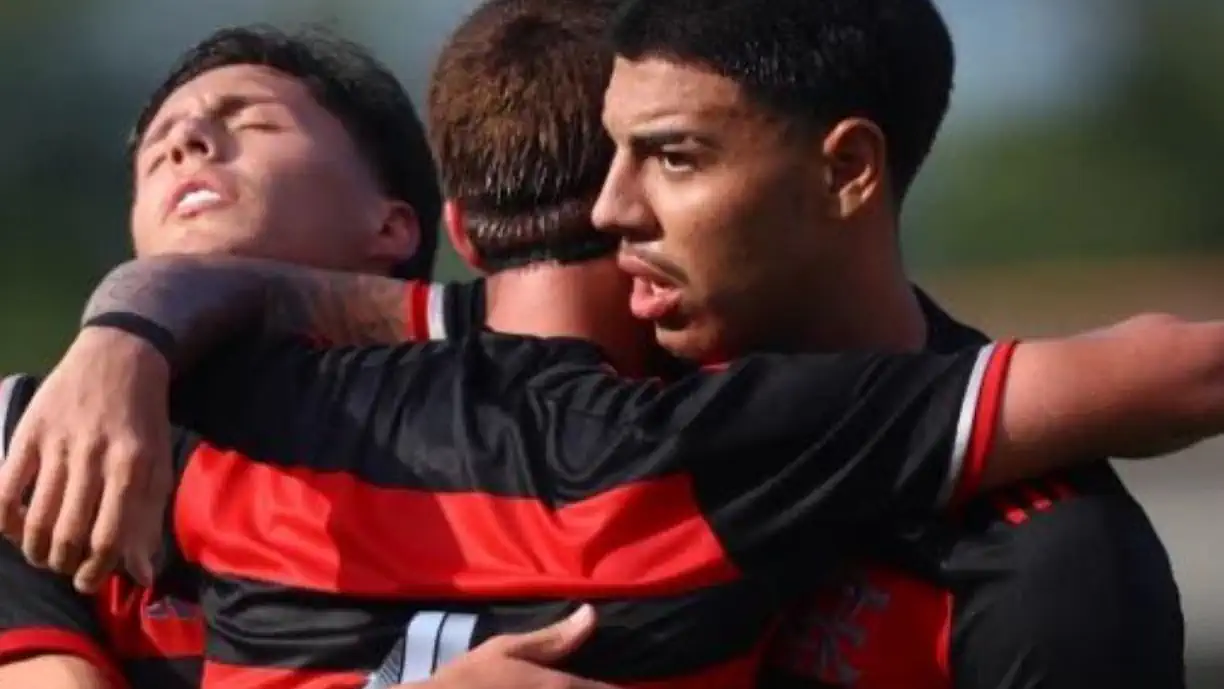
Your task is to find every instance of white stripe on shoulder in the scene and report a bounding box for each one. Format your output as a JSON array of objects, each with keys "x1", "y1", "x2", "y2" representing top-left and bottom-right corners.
[
  {"x1": 936, "y1": 343, "x2": 997, "y2": 507},
  {"x1": 0, "y1": 374, "x2": 21, "y2": 461},
  {"x1": 426, "y1": 282, "x2": 448, "y2": 341}
]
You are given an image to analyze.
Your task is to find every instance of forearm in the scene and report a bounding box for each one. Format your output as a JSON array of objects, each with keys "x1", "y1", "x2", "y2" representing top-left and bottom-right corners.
[
  {"x1": 81, "y1": 255, "x2": 412, "y2": 371},
  {"x1": 0, "y1": 655, "x2": 114, "y2": 689},
  {"x1": 986, "y1": 315, "x2": 1224, "y2": 488}
]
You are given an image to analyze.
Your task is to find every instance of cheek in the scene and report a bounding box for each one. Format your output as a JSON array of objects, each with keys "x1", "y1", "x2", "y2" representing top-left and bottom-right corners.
[
  {"x1": 245, "y1": 146, "x2": 364, "y2": 223},
  {"x1": 129, "y1": 179, "x2": 170, "y2": 251}
]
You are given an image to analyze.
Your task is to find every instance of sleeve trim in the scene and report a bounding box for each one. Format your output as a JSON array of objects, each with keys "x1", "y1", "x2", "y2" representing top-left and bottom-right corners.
[
  {"x1": 403, "y1": 281, "x2": 432, "y2": 342},
  {"x1": 426, "y1": 282, "x2": 448, "y2": 341},
  {"x1": 0, "y1": 627, "x2": 127, "y2": 689},
  {"x1": 938, "y1": 341, "x2": 1019, "y2": 507},
  {"x1": 0, "y1": 374, "x2": 21, "y2": 460}
]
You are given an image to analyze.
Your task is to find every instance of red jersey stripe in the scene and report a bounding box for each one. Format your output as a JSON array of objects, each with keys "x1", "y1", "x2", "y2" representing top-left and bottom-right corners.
[
  {"x1": 93, "y1": 575, "x2": 203, "y2": 660},
  {"x1": 203, "y1": 660, "x2": 366, "y2": 689},
  {"x1": 176, "y1": 445, "x2": 740, "y2": 598},
  {"x1": 0, "y1": 627, "x2": 129, "y2": 689}
]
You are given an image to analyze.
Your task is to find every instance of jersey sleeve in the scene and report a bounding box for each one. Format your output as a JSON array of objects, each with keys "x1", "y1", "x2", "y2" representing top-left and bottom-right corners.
[
  {"x1": 949, "y1": 472, "x2": 1185, "y2": 689},
  {"x1": 0, "y1": 374, "x2": 126, "y2": 686}
]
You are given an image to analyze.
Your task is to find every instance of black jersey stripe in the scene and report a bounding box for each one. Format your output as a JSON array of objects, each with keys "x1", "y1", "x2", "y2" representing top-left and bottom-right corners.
[{"x1": 200, "y1": 573, "x2": 775, "y2": 682}]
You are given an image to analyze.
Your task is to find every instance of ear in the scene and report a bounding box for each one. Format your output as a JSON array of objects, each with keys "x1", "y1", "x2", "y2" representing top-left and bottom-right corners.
[
  {"x1": 443, "y1": 199, "x2": 485, "y2": 272},
  {"x1": 820, "y1": 117, "x2": 888, "y2": 219},
  {"x1": 368, "y1": 200, "x2": 420, "y2": 266}
]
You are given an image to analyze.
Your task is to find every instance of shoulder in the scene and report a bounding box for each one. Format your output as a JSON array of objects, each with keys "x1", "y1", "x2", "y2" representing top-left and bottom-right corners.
[{"x1": 945, "y1": 466, "x2": 1185, "y2": 687}]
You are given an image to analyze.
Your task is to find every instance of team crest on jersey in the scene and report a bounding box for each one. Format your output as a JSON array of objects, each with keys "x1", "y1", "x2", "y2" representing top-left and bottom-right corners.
[
  {"x1": 770, "y1": 566, "x2": 890, "y2": 685},
  {"x1": 768, "y1": 565, "x2": 952, "y2": 688}
]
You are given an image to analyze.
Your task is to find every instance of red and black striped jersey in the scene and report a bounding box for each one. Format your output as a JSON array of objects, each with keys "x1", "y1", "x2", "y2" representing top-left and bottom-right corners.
[
  {"x1": 0, "y1": 280, "x2": 474, "y2": 689},
  {"x1": 0, "y1": 373, "x2": 204, "y2": 689},
  {"x1": 165, "y1": 320, "x2": 1015, "y2": 688},
  {"x1": 763, "y1": 291, "x2": 1185, "y2": 689}
]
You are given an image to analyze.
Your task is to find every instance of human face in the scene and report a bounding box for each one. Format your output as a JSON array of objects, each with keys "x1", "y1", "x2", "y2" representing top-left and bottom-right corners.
[
  {"x1": 130, "y1": 64, "x2": 409, "y2": 270},
  {"x1": 594, "y1": 57, "x2": 850, "y2": 361}
]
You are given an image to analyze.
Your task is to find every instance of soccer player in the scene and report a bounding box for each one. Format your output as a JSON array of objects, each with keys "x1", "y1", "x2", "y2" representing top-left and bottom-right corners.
[
  {"x1": 385, "y1": 1, "x2": 1184, "y2": 685},
  {"x1": 593, "y1": 1, "x2": 1185, "y2": 687},
  {"x1": 0, "y1": 25, "x2": 448, "y2": 689}
]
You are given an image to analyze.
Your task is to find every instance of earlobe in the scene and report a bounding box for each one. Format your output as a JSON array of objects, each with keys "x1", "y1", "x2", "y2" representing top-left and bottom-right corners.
[{"x1": 443, "y1": 200, "x2": 485, "y2": 272}]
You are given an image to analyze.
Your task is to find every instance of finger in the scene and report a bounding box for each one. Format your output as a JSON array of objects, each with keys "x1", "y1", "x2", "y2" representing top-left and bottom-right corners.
[
  {"x1": 123, "y1": 450, "x2": 171, "y2": 586},
  {"x1": 21, "y1": 450, "x2": 67, "y2": 568},
  {"x1": 0, "y1": 422, "x2": 41, "y2": 542},
  {"x1": 499, "y1": 604, "x2": 598, "y2": 662},
  {"x1": 73, "y1": 465, "x2": 132, "y2": 594},
  {"x1": 47, "y1": 457, "x2": 103, "y2": 576}
]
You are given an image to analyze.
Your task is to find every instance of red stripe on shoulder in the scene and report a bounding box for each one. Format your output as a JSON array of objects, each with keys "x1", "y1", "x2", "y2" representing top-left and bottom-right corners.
[{"x1": 0, "y1": 627, "x2": 128, "y2": 689}]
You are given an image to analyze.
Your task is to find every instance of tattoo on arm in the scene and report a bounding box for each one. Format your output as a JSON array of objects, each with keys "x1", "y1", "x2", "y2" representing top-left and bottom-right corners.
[{"x1": 82, "y1": 255, "x2": 412, "y2": 369}]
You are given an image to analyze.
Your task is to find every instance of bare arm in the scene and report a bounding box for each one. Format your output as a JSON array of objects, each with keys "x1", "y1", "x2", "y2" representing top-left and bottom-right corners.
[
  {"x1": 0, "y1": 656, "x2": 113, "y2": 689},
  {"x1": 992, "y1": 315, "x2": 1224, "y2": 480},
  {"x1": 81, "y1": 254, "x2": 416, "y2": 369}
]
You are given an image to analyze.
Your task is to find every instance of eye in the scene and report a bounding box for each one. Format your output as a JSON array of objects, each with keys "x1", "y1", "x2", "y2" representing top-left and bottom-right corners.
[
  {"x1": 656, "y1": 150, "x2": 696, "y2": 174},
  {"x1": 234, "y1": 118, "x2": 281, "y2": 133}
]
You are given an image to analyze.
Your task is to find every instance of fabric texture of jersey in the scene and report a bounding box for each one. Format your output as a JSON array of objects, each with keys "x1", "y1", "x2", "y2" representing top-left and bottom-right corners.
[
  {"x1": 0, "y1": 373, "x2": 204, "y2": 689},
  {"x1": 762, "y1": 290, "x2": 1185, "y2": 689},
  {"x1": 162, "y1": 276, "x2": 1016, "y2": 689}
]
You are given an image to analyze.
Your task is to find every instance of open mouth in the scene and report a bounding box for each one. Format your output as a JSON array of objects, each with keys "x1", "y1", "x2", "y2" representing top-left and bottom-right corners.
[{"x1": 618, "y1": 253, "x2": 684, "y2": 322}]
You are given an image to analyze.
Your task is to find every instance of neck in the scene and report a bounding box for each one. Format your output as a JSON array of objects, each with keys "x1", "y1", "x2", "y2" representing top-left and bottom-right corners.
[
  {"x1": 484, "y1": 258, "x2": 657, "y2": 374},
  {"x1": 785, "y1": 232, "x2": 927, "y2": 354}
]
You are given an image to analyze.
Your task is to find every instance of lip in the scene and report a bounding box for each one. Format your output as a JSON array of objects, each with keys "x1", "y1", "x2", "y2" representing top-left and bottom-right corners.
[
  {"x1": 618, "y1": 250, "x2": 687, "y2": 322},
  {"x1": 164, "y1": 174, "x2": 233, "y2": 221},
  {"x1": 616, "y1": 250, "x2": 683, "y2": 288}
]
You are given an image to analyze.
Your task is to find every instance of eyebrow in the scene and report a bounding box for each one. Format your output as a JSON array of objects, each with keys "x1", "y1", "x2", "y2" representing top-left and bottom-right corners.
[
  {"x1": 626, "y1": 128, "x2": 718, "y2": 151},
  {"x1": 140, "y1": 93, "x2": 281, "y2": 151}
]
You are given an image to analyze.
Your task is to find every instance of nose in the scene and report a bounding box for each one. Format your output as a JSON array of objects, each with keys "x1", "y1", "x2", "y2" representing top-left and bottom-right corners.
[
  {"x1": 167, "y1": 117, "x2": 219, "y2": 168},
  {"x1": 591, "y1": 153, "x2": 657, "y2": 242}
]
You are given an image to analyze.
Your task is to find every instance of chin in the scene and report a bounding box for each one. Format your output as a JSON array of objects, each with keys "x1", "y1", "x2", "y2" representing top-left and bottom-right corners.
[{"x1": 655, "y1": 325, "x2": 731, "y2": 366}]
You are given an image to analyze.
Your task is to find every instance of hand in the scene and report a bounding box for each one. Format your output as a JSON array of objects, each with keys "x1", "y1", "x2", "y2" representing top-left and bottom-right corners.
[
  {"x1": 0, "y1": 327, "x2": 174, "y2": 593},
  {"x1": 404, "y1": 605, "x2": 616, "y2": 689}
]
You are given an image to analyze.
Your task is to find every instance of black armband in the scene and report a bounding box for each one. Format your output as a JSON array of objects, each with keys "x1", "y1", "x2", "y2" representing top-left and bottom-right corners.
[{"x1": 82, "y1": 312, "x2": 178, "y2": 363}]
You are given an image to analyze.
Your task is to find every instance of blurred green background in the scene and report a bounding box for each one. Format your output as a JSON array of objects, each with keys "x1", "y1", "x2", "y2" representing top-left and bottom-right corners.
[{"x1": 1, "y1": 0, "x2": 1221, "y2": 684}]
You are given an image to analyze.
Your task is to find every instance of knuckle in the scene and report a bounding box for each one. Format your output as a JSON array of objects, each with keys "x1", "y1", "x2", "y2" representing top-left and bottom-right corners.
[{"x1": 88, "y1": 538, "x2": 119, "y2": 564}]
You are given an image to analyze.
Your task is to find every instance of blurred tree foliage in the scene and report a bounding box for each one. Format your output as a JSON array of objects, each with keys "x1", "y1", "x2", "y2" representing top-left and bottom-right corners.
[
  {"x1": 3, "y1": 0, "x2": 1224, "y2": 371},
  {"x1": 908, "y1": 0, "x2": 1224, "y2": 268}
]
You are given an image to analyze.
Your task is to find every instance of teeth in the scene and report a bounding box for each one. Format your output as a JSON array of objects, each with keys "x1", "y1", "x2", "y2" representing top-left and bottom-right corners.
[{"x1": 177, "y1": 189, "x2": 222, "y2": 212}]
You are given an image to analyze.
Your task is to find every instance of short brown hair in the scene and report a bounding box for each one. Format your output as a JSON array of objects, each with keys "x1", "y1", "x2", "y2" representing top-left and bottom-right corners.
[{"x1": 428, "y1": 0, "x2": 620, "y2": 271}]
